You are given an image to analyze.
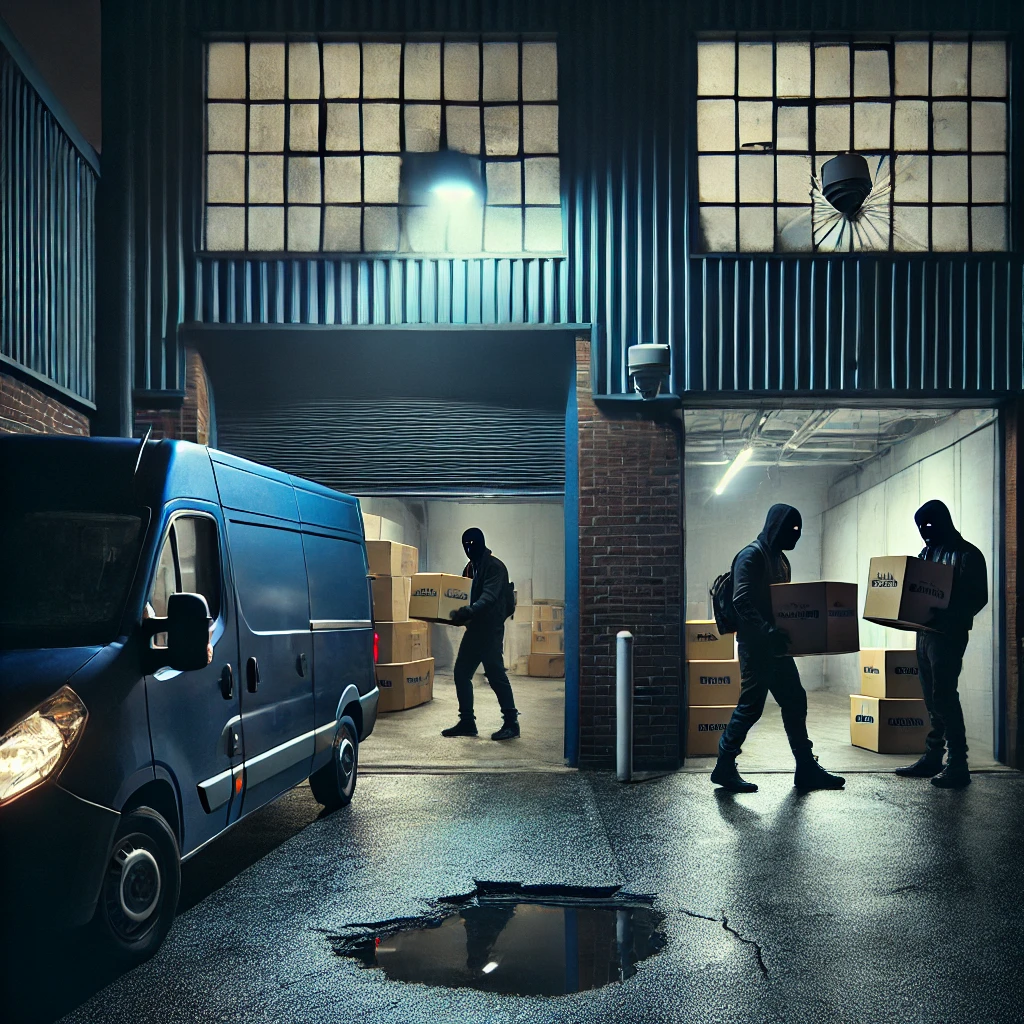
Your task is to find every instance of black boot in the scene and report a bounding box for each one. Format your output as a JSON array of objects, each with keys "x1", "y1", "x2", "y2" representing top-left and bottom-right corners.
[
  {"x1": 794, "y1": 753, "x2": 845, "y2": 793},
  {"x1": 931, "y1": 758, "x2": 971, "y2": 789},
  {"x1": 710, "y1": 753, "x2": 758, "y2": 793},
  {"x1": 441, "y1": 716, "x2": 478, "y2": 738},
  {"x1": 894, "y1": 751, "x2": 945, "y2": 778},
  {"x1": 491, "y1": 713, "x2": 520, "y2": 741}
]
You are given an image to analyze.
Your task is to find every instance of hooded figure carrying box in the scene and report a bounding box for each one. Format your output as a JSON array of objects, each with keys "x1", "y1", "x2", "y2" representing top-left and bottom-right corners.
[
  {"x1": 442, "y1": 528, "x2": 520, "y2": 741},
  {"x1": 893, "y1": 500, "x2": 988, "y2": 789},
  {"x1": 711, "y1": 504, "x2": 846, "y2": 795}
]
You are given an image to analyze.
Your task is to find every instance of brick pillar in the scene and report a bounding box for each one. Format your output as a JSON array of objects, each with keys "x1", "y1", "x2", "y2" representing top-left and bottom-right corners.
[
  {"x1": 134, "y1": 348, "x2": 212, "y2": 443},
  {"x1": 575, "y1": 338, "x2": 683, "y2": 771},
  {"x1": 0, "y1": 372, "x2": 90, "y2": 435}
]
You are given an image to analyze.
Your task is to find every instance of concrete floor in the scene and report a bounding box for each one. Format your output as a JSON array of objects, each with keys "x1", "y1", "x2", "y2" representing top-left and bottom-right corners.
[
  {"x1": 19, "y1": 769, "x2": 1024, "y2": 1024},
  {"x1": 362, "y1": 671, "x2": 568, "y2": 772}
]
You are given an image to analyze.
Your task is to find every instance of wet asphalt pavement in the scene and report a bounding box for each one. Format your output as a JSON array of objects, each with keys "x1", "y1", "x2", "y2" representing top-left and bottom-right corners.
[{"x1": 8, "y1": 768, "x2": 1024, "y2": 1024}]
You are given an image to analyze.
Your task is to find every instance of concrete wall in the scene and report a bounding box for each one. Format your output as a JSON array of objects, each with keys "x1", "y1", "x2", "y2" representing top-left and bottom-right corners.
[
  {"x1": 685, "y1": 462, "x2": 831, "y2": 689},
  {"x1": 821, "y1": 413, "x2": 999, "y2": 761}
]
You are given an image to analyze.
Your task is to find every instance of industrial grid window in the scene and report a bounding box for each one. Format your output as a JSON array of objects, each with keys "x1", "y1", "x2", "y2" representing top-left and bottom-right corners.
[
  {"x1": 695, "y1": 39, "x2": 1010, "y2": 254},
  {"x1": 203, "y1": 38, "x2": 562, "y2": 257}
]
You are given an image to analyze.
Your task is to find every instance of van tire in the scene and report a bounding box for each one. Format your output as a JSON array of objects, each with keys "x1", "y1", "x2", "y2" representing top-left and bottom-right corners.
[
  {"x1": 310, "y1": 715, "x2": 359, "y2": 810},
  {"x1": 91, "y1": 807, "x2": 181, "y2": 966}
]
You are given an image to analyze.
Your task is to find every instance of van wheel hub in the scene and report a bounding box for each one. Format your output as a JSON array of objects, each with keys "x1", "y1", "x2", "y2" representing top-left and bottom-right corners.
[
  {"x1": 115, "y1": 845, "x2": 162, "y2": 923},
  {"x1": 338, "y1": 735, "x2": 355, "y2": 789}
]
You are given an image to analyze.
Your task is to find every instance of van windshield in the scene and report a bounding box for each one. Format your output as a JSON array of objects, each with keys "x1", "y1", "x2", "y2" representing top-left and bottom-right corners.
[{"x1": 0, "y1": 512, "x2": 145, "y2": 649}]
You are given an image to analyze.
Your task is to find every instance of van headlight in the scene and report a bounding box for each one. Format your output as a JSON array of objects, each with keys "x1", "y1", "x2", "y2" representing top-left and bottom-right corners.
[{"x1": 0, "y1": 687, "x2": 88, "y2": 806}]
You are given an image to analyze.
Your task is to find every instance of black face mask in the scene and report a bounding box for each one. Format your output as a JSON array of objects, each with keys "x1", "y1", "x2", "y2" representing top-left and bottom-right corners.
[
  {"x1": 915, "y1": 500, "x2": 956, "y2": 546},
  {"x1": 462, "y1": 528, "x2": 486, "y2": 563},
  {"x1": 758, "y1": 504, "x2": 802, "y2": 553}
]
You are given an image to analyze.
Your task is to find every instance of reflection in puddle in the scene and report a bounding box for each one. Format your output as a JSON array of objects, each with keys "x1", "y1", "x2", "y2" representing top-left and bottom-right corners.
[{"x1": 338, "y1": 900, "x2": 666, "y2": 996}]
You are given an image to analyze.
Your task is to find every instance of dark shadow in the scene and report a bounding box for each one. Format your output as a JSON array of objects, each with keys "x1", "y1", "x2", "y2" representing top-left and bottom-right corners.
[
  {"x1": 0, "y1": 786, "x2": 328, "y2": 1024},
  {"x1": 712, "y1": 787, "x2": 764, "y2": 826}
]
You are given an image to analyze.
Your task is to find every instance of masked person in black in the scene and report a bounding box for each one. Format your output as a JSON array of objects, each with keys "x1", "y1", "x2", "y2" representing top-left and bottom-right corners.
[
  {"x1": 894, "y1": 500, "x2": 988, "y2": 789},
  {"x1": 711, "y1": 504, "x2": 846, "y2": 795},
  {"x1": 441, "y1": 528, "x2": 520, "y2": 741}
]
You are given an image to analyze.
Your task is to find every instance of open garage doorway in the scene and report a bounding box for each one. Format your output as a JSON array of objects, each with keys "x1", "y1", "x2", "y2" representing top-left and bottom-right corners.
[
  {"x1": 190, "y1": 325, "x2": 577, "y2": 774},
  {"x1": 683, "y1": 406, "x2": 1006, "y2": 774}
]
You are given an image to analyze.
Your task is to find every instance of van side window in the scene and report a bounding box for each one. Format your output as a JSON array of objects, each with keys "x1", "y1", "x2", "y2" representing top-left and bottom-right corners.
[
  {"x1": 227, "y1": 521, "x2": 309, "y2": 631},
  {"x1": 303, "y1": 533, "x2": 367, "y2": 621},
  {"x1": 148, "y1": 516, "x2": 222, "y2": 621}
]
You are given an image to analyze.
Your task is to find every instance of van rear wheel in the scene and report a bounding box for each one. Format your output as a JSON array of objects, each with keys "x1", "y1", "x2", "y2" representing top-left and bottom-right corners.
[
  {"x1": 310, "y1": 716, "x2": 359, "y2": 810},
  {"x1": 92, "y1": 807, "x2": 181, "y2": 965}
]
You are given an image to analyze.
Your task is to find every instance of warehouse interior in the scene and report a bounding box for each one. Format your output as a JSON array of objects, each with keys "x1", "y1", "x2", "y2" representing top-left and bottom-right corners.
[
  {"x1": 195, "y1": 327, "x2": 574, "y2": 772},
  {"x1": 683, "y1": 406, "x2": 1003, "y2": 773}
]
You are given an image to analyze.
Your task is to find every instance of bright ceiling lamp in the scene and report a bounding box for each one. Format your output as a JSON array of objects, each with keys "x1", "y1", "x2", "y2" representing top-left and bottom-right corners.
[
  {"x1": 714, "y1": 447, "x2": 754, "y2": 496},
  {"x1": 403, "y1": 149, "x2": 485, "y2": 207}
]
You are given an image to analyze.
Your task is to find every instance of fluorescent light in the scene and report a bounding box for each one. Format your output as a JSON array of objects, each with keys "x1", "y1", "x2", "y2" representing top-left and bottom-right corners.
[
  {"x1": 482, "y1": 962, "x2": 498, "y2": 974},
  {"x1": 714, "y1": 447, "x2": 754, "y2": 496},
  {"x1": 431, "y1": 181, "x2": 478, "y2": 204}
]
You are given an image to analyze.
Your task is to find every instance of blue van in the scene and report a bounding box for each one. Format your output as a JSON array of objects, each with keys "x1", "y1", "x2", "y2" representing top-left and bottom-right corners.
[{"x1": 0, "y1": 436, "x2": 378, "y2": 962}]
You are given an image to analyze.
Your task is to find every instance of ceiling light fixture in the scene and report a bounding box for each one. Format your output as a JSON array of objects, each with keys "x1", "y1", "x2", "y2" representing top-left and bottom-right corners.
[{"x1": 714, "y1": 447, "x2": 755, "y2": 496}]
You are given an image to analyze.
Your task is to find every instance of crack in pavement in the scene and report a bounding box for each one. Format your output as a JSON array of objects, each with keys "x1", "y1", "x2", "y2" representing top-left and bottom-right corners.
[{"x1": 682, "y1": 908, "x2": 769, "y2": 979}]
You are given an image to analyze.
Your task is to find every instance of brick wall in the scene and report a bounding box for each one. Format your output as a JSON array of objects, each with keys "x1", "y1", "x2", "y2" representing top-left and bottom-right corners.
[
  {"x1": 0, "y1": 372, "x2": 90, "y2": 436},
  {"x1": 575, "y1": 338, "x2": 684, "y2": 771},
  {"x1": 135, "y1": 348, "x2": 212, "y2": 443}
]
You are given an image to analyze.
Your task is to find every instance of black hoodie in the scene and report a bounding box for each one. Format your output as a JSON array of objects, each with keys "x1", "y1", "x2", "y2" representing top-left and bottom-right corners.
[
  {"x1": 914, "y1": 500, "x2": 988, "y2": 632},
  {"x1": 731, "y1": 504, "x2": 802, "y2": 645}
]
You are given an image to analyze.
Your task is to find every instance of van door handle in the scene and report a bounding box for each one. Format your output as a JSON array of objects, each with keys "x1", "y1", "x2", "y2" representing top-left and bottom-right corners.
[
  {"x1": 220, "y1": 664, "x2": 234, "y2": 700},
  {"x1": 297, "y1": 652, "x2": 308, "y2": 677},
  {"x1": 246, "y1": 657, "x2": 260, "y2": 693}
]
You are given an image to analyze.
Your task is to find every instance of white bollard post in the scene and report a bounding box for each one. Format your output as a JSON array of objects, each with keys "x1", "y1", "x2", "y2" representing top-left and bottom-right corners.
[{"x1": 616, "y1": 631, "x2": 634, "y2": 782}]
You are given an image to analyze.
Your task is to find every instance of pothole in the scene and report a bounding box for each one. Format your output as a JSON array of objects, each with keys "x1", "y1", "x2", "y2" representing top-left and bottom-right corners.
[{"x1": 329, "y1": 882, "x2": 667, "y2": 996}]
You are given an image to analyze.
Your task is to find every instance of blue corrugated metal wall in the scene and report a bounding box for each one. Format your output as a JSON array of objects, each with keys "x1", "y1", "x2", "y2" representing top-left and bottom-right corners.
[
  {"x1": 108, "y1": 0, "x2": 1024, "y2": 401},
  {"x1": 0, "y1": 33, "x2": 97, "y2": 405}
]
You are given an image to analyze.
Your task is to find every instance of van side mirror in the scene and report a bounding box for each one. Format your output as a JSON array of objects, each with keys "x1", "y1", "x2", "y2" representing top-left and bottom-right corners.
[{"x1": 144, "y1": 593, "x2": 212, "y2": 672}]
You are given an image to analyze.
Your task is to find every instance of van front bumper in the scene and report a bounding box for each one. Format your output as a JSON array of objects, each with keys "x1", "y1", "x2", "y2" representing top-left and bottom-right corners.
[
  {"x1": 0, "y1": 784, "x2": 119, "y2": 930},
  {"x1": 359, "y1": 686, "x2": 379, "y2": 740}
]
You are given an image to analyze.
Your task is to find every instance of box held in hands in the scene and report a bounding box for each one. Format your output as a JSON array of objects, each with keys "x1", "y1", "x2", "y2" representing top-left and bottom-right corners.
[
  {"x1": 770, "y1": 582, "x2": 859, "y2": 656},
  {"x1": 409, "y1": 573, "x2": 471, "y2": 623},
  {"x1": 862, "y1": 556, "x2": 953, "y2": 632}
]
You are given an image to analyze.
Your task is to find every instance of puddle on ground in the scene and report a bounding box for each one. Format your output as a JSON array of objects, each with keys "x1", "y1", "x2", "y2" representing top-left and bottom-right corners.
[{"x1": 332, "y1": 885, "x2": 666, "y2": 996}]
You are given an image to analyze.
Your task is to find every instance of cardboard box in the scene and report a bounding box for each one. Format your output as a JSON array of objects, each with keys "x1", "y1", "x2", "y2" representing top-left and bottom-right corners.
[
  {"x1": 859, "y1": 649, "x2": 922, "y2": 700},
  {"x1": 409, "y1": 573, "x2": 472, "y2": 623},
  {"x1": 528, "y1": 654, "x2": 565, "y2": 678},
  {"x1": 513, "y1": 602, "x2": 535, "y2": 624},
  {"x1": 534, "y1": 598, "x2": 563, "y2": 606},
  {"x1": 377, "y1": 620, "x2": 431, "y2": 664},
  {"x1": 376, "y1": 658, "x2": 434, "y2": 712},
  {"x1": 533, "y1": 605, "x2": 564, "y2": 628},
  {"x1": 503, "y1": 622, "x2": 533, "y2": 668},
  {"x1": 361, "y1": 511, "x2": 382, "y2": 541},
  {"x1": 862, "y1": 556, "x2": 954, "y2": 632},
  {"x1": 850, "y1": 695, "x2": 930, "y2": 753},
  {"x1": 687, "y1": 660, "x2": 742, "y2": 707},
  {"x1": 686, "y1": 705, "x2": 735, "y2": 757},
  {"x1": 371, "y1": 576, "x2": 411, "y2": 622},
  {"x1": 685, "y1": 620, "x2": 735, "y2": 662},
  {"x1": 531, "y1": 630, "x2": 565, "y2": 654},
  {"x1": 769, "y1": 582, "x2": 859, "y2": 656},
  {"x1": 366, "y1": 540, "x2": 419, "y2": 578}
]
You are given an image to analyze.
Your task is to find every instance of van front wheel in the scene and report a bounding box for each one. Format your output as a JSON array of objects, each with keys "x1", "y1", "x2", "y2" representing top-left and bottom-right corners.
[
  {"x1": 310, "y1": 716, "x2": 359, "y2": 810},
  {"x1": 92, "y1": 807, "x2": 181, "y2": 965}
]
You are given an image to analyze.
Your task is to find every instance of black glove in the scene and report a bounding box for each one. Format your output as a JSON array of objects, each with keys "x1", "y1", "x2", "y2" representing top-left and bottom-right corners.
[
  {"x1": 449, "y1": 606, "x2": 473, "y2": 626},
  {"x1": 767, "y1": 627, "x2": 790, "y2": 656}
]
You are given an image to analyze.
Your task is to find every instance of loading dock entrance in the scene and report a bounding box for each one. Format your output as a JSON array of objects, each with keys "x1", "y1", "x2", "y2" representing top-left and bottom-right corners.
[
  {"x1": 682, "y1": 406, "x2": 1006, "y2": 773},
  {"x1": 190, "y1": 326, "x2": 580, "y2": 773}
]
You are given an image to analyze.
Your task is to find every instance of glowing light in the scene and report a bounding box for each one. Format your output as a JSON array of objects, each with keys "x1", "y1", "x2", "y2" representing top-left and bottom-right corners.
[
  {"x1": 482, "y1": 962, "x2": 498, "y2": 974},
  {"x1": 431, "y1": 181, "x2": 478, "y2": 204},
  {"x1": 714, "y1": 448, "x2": 755, "y2": 496}
]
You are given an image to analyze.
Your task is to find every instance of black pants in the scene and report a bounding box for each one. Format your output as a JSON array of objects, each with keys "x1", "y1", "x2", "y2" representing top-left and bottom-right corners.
[
  {"x1": 453, "y1": 627, "x2": 517, "y2": 719},
  {"x1": 718, "y1": 643, "x2": 813, "y2": 759},
  {"x1": 916, "y1": 629, "x2": 970, "y2": 761}
]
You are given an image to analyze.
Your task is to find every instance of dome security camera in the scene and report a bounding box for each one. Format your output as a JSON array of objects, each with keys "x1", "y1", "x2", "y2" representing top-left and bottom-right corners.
[{"x1": 627, "y1": 344, "x2": 671, "y2": 400}]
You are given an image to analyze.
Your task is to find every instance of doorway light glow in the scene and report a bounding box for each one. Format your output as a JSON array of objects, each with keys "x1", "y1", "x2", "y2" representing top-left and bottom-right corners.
[
  {"x1": 431, "y1": 181, "x2": 478, "y2": 204},
  {"x1": 482, "y1": 961, "x2": 499, "y2": 974},
  {"x1": 714, "y1": 448, "x2": 754, "y2": 496}
]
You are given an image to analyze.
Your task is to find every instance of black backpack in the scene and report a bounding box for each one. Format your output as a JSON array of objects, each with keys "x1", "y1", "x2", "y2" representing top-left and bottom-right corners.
[
  {"x1": 504, "y1": 579, "x2": 517, "y2": 620},
  {"x1": 710, "y1": 541, "x2": 768, "y2": 635}
]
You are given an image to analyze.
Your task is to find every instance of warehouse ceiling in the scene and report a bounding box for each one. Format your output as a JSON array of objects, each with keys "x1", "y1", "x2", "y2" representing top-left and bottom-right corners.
[{"x1": 684, "y1": 407, "x2": 997, "y2": 468}]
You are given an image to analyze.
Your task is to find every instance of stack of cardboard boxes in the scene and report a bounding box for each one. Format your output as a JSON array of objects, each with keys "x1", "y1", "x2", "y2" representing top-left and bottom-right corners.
[
  {"x1": 528, "y1": 600, "x2": 565, "y2": 677},
  {"x1": 685, "y1": 620, "x2": 740, "y2": 755},
  {"x1": 368, "y1": 539, "x2": 434, "y2": 713},
  {"x1": 851, "y1": 556, "x2": 953, "y2": 752}
]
